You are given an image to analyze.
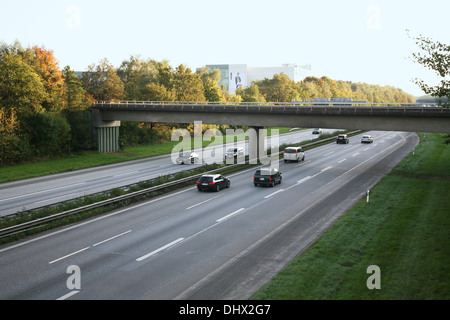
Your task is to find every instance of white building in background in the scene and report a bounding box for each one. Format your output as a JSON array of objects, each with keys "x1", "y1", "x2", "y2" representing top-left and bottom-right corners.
[{"x1": 203, "y1": 63, "x2": 312, "y2": 95}]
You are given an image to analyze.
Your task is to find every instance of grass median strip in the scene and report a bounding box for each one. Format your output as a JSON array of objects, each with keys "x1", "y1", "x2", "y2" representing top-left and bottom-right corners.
[{"x1": 252, "y1": 132, "x2": 450, "y2": 299}]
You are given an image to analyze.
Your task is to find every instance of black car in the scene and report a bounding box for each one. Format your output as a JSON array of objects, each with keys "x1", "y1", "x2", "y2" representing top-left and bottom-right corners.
[
  {"x1": 197, "y1": 174, "x2": 230, "y2": 192},
  {"x1": 253, "y1": 168, "x2": 282, "y2": 187},
  {"x1": 336, "y1": 134, "x2": 349, "y2": 144}
]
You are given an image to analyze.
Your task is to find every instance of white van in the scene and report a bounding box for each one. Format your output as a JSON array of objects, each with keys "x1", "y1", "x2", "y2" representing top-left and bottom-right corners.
[{"x1": 283, "y1": 147, "x2": 305, "y2": 162}]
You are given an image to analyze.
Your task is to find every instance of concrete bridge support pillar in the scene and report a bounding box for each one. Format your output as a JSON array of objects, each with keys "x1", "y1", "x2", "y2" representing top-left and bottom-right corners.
[
  {"x1": 92, "y1": 109, "x2": 121, "y2": 153},
  {"x1": 96, "y1": 126, "x2": 120, "y2": 153},
  {"x1": 248, "y1": 126, "x2": 267, "y2": 165}
]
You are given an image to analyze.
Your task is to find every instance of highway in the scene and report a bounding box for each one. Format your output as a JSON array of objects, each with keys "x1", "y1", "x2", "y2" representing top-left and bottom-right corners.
[
  {"x1": 0, "y1": 128, "x2": 335, "y2": 216},
  {"x1": 0, "y1": 131, "x2": 418, "y2": 300}
]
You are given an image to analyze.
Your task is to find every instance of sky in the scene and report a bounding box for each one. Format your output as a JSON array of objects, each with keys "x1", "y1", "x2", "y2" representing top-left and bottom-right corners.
[{"x1": 0, "y1": 0, "x2": 449, "y2": 97}]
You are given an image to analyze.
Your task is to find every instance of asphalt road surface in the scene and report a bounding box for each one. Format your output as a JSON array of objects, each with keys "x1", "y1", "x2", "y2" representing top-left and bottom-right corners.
[
  {"x1": 0, "y1": 131, "x2": 418, "y2": 300},
  {"x1": 0, "y1": 128, "x2": 336, "y2": 216}
]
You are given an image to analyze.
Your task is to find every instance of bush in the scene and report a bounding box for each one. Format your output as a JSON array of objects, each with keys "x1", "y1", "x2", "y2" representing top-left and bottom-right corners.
[{"x1": 23, "y1": 112, "x2": 71, "y2": 157}]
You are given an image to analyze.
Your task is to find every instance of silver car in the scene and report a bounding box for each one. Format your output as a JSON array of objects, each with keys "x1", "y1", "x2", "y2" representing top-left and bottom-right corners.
[
  {"x1": 224, "y1": 147, "x2": 244, "y2": 162},
  {"x1": 283, "y1": 147, "x2": 305, "y2": 162},
  {"x1": 361, "y1": 135, "x2": 373, "y2": 143},
  {"x1": 176, "y1": 152, "x2": 199, "y2": 164}
]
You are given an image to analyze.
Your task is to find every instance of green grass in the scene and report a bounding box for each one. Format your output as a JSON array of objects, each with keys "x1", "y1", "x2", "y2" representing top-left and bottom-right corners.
[
  {"x1": 0, "y1": 152, "x2": 137, "y2": 183},
  {"x1": 252, "y1": 133, "x2": 450, "y2": 299}
]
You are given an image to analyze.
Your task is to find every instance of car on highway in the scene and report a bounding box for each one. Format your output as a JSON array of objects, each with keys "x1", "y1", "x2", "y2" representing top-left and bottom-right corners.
[
  {"x1": 197, "y1": 174, "x2": 230, "y2": 192},
  {"x1": 312, "y1": 128, "x2": 323, "y2": 134},
  {"x1": 176, "y1": 152, "x2": 199, "y2": 164},
  {"x1": 224, "y1": 147, "x2": 244, "y2": 162},
  {"x1": 336, "y1": 134, "x2": 349, "y2": 144},
  {"x1": 361, "y1": 135, "x2": 374, "y2": 143},
  {"x1": 253, "y1": 167, "x2": 282, "y2": 187},
  {"x1": 283, "y1": 146, "x2": 305, "y2": 162}
]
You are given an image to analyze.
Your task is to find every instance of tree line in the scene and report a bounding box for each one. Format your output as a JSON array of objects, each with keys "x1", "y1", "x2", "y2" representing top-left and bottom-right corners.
[{"x1": 0, "y1": 40, "x2": 416, "y2": 166}]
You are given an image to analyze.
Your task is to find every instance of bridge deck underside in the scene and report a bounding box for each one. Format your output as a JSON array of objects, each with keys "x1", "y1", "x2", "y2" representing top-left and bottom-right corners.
[{"x1": 99, "y1": 108, "x2": 450, "y2": 133}]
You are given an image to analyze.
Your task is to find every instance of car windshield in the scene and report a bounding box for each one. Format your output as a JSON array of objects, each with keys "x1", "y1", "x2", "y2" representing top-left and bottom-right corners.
[
  {"x1": 285, "y1": 149, "x2": 297, "y2": 153},
  {"x1": 198, "y1": 176, "x2": 213, "y2": 183}
]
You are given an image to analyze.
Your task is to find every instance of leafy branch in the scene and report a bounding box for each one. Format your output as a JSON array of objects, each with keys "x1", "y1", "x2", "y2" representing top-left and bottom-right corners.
[{"x1": 408, "y1": 30, "x2": 450, "y2": 107}]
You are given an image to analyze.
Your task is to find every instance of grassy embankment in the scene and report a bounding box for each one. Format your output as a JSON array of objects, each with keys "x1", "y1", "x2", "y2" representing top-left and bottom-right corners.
[{"x1": 252, "y1": 132, "x2": 450, "y2": 299}]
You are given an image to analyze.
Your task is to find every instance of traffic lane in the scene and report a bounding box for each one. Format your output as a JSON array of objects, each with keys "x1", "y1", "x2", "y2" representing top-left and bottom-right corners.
[
  {"x1": 0, "y1": 131, "x2": 391, "y2": 296},
  {"x1": 0, "y1": 129, "x2": 330, "y2": 216},
  {"x1": 0, "y1": 173, "x2": 251, "y2": 299},
  {"x1": 0, "y1": 131, "x2": 413, "y2": 299},
  {"x1": 0, "y1": 149, "x2": 332, "y2": 299},
  {"x1": 0, "y1": 128, "x2": 392, "y2": 271},
  {"x1": 70, "y1": 131, "x2": 417, "y2": 300},
  {"x1": 302, "y1": 130, "x2": 404, "y2": 168},
  {"x1": 0, "y1": 132, "x2": 392, "y2": 270},
  {"x1": 64, "y1": 173, "x2": 325, "y2": 299},
  {"x1": 177, "y1": 132, "x2": 420, "y2": 299},
  {"x1": 0, "y1": 159, "x2": 202, "y2": 216},
  {"x1": 71, "y1": 132, "x2": 415, "y2": 299}
]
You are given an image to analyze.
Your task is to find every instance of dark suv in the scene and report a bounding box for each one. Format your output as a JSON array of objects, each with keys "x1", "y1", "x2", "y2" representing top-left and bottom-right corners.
[
  {"x1": 197, "y1": 174, "x2": 230, "y2": 192},
  {"x1": 336, "y1": 134, "x2": 349, "y2": 144},
  {"x1": 253, "y1": 168, "x2": 282, "y2": 187}
]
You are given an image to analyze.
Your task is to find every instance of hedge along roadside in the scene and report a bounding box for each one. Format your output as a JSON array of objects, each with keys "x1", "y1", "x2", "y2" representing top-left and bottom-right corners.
[{"x1": 0, "y1": 130, "x2": 362, "y2": 242}]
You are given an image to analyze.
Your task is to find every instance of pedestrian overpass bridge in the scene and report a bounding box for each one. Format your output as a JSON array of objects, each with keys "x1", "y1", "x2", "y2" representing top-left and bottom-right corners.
[{"x1": 91, "y1": 101, "x2": 450, "y2": 153}]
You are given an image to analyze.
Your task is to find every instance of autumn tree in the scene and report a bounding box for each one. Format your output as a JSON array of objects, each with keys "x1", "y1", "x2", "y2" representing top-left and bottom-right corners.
[
  {"x1": 203, "y1": 78, "x2": 225, "y2": 102},
  {"x1": 62, "y1": 66, "x2": 95, "y2": 152},
  {"x1": 63, "y1": 66, "x2": 92, "y2": 112},
  {"x1": 0, "y1": 41, "x2": 85, "y2": 162},
  {"x1": 255, "y1": 73, "x2": 299, "y2": 102},
  {"x1": 141, "y1": 82, "x2": 176, "y2": 101},
  {"x1": 196, "y1": 66, "x2": 221, "y2": 84},
  {"x1": 236, "y1": 84, "x2": 266, "y2": 102},
  {"x1": 196, "y1": 67, "x2": 225, "y2": 102},
  {"x1": 82, "y1": 58, "x2": 125, "y2": 101},
  {"x1": 117, "y1": 55, "x2": 170, "y2": 100},
  {"x1": 0, "y1": 47, "x2": 46, "y2": 118},
  {"x1": 28, "y1": 46, "x2": 65, "y2": 112},
  {"x1": 171, "y1": 65, "x2": 206, "y2": 102}
]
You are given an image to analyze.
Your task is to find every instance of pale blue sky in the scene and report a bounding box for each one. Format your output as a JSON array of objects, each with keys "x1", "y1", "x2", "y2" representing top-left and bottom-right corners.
[{"x1": 1, "y1": 0, "x2": 449, "y2": 96}]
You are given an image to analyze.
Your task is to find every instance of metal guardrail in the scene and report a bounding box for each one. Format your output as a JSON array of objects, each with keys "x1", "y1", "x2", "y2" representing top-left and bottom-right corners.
[
  {"x1": 0, "y1": 164, "x2": 234, "y2": 239},
  {"x1": 0, "y1": 131, "x2": 361, "y2": 239}
]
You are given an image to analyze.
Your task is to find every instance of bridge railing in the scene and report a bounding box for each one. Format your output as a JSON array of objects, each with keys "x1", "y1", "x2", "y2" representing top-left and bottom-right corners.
[
  {"x1": 94, "y1": 100, "x2": 434, "y2": 106},
  {"x1": 92, "y1": 100, "x2": 444, "y2": 114}
]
